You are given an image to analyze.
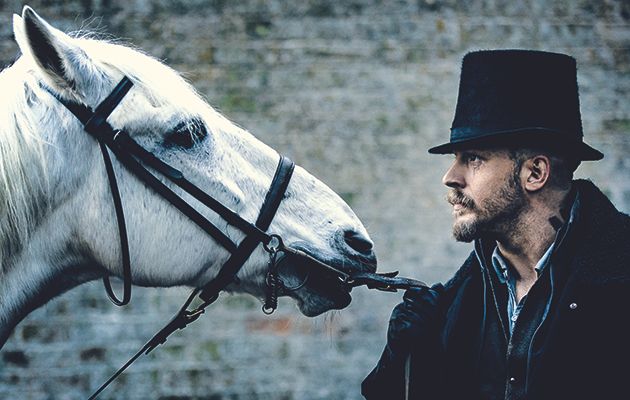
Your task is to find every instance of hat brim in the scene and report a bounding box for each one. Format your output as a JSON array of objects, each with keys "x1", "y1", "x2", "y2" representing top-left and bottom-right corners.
[{"x1": 428, "y1": 130, "x2": 603, "y2": 161}]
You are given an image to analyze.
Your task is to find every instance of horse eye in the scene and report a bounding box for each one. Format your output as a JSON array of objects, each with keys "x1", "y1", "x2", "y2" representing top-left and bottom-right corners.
[{"x1": 163, "y1": 118, "x2": 208, "y2": 148}]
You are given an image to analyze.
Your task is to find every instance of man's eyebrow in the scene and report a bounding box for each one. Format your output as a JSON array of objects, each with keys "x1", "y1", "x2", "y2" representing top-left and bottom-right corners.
[
  {"x1": 465, "y1": 148, "x2": 505, "y2": 157},
  {"x1": 457, "y1": 149, "x2": 484, "y2": 157}
]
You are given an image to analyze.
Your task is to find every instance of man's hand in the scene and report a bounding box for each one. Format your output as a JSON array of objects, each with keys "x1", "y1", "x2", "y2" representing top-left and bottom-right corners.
[
  {"x1": 386, "y1": 284, "x2": 442, "y2": 355},
  {"x1": 362, "y1": 284, "x2": 445, "y2": 399}
]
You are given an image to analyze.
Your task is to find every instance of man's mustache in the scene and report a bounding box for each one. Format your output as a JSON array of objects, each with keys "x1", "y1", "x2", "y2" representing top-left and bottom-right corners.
[{"x1": 447, "y1": 190, "x2": 475, "y2": 209}]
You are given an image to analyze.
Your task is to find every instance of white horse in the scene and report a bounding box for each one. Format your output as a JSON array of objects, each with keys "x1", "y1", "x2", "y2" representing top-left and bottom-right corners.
[{"x1": 0, "y1": 6, "x2": 376, "y2": 347}]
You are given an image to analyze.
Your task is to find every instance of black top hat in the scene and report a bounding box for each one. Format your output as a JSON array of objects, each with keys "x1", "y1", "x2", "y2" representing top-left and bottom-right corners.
[{"x1": 428, "y1": 50, "x2": 603, "y2": 161}]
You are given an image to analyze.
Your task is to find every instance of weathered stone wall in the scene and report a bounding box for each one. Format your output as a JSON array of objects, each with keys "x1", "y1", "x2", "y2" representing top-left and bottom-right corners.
[{"x1": 0, "y1": 0, "x2": 628, "y2": 399}]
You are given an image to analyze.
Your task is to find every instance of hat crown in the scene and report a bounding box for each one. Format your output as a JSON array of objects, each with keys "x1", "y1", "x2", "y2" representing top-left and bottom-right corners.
[
  {"x1": 451, "y1": 49, "x2": 583, "y2": 139},
  {"x1": 428, "y1": 50, "x2": 603, "y2": 161}
]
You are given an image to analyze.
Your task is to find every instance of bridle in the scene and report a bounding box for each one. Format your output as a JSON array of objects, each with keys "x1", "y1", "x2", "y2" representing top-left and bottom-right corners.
[
  {"x1": 45, "y1": 76, "x2": 427, "y2": 399},
  {"x1": 46, "y1": 76, "x2": 298, "y2": 307}
]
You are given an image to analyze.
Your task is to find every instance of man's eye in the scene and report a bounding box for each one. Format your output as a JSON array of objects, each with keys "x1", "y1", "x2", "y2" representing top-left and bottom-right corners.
[
  {"x1": 464, "y1": 154, "x2": 482, "y2": 164},
  {"x1": 164, "y1": 118, "x2": 208, "y2": 148}
]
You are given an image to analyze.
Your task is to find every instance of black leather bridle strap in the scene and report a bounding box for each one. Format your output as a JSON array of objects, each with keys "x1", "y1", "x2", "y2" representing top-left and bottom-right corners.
[
  {"x1": 106, "y1": 137, "x2": 241, "y2": 252},
  {"x1": 46, "y1": 78, "x2": 135, "y2": 305},
  {"x1": 98, "y1": 141, "x2": 132, "y2": 305},
  {"x1": 198, "y1": 156, "x2": 294, "y2": 302},
  {"x1": 92, "y1": 80, "x2": 137, "y2": 304},
  {"x1": 48, "y1": 78, "x2": 134, "y2": 130},
  {"x1": 86, "y1": 79, "x2": 135, "y2": 134},
  {"x1": 111, "y1": 131, "x2": 272, "y2": 244},
  {"x1": 106, "y1": 133, "x2": 294, "y2": 274}
]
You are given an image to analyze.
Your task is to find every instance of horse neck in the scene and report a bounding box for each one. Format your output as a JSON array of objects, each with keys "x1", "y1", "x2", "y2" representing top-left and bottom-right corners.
[{"x1": 0, "y1": 198, "x2": 103, "y2": 347}]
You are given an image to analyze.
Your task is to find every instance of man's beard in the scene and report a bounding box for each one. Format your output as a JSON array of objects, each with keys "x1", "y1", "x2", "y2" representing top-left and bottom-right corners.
[{"x1": 447, "y1": 168, "x2": 526, "y2": 242}]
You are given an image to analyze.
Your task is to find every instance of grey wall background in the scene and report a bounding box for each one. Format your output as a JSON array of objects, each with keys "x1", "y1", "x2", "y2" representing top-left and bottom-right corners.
[{"x1": 0, "y1": 0, "x2": 628, "y2": 399}]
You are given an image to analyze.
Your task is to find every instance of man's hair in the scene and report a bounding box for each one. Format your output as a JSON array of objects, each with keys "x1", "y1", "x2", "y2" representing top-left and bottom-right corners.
[{"x1": 508, "y1": 147, "x2": 578, "y2": 190}]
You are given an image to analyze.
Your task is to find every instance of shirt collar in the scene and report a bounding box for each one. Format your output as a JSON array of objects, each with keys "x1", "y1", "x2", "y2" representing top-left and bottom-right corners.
[{"x1": 491, "y1": 243, "x2": 554, "y2": 284}]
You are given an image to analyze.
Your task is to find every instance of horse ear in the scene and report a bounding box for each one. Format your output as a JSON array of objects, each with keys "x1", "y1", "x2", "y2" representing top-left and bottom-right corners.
[{"x1": 13, "y1": 6, "x2": 87, "y2": 92}]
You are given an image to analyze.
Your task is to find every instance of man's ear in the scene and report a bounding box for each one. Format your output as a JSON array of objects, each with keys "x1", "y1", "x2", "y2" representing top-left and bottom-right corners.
[
  {"x1": 13, "y1": 6, "x2": 89, "y2": 93},
  {"x1": 521, "y1": 155, "x2": 551, "y2": 192}
]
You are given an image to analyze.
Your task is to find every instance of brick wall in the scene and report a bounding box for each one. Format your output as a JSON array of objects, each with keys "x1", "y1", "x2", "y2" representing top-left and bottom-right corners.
[{"x1": 0, "y1": 0, "x2": 628, "y2": 399}]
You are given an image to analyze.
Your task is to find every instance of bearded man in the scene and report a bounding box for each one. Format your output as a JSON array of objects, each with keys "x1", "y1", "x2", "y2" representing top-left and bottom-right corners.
[{"x1": 361, "y1": 50, "x2": 630, "y2": 400}]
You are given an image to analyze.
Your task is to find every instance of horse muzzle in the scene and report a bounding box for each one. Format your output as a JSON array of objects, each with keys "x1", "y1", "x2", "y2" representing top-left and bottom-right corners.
[{"x1": 262, "y1": 239, "x2": 426, "y2": 315}]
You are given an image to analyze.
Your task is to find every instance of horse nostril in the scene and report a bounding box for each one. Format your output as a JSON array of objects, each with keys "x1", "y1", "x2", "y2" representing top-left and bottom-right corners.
[{"x1": 343, "y1": 230, "x2": 374, "y2": 255}]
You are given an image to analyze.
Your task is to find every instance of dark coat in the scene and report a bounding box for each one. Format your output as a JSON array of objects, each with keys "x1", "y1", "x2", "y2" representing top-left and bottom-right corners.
[{"x1": 362, "y1": 180, "x2": 630, "y2": 399}]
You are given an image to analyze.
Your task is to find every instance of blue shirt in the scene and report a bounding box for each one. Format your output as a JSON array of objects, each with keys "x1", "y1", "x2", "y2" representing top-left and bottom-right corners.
[{"x1": 491, "y1": 244, "x2": 553, "y2": 333}]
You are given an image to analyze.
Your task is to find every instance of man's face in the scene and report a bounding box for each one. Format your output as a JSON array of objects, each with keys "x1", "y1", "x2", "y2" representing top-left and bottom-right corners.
[{"x1": 442, "y1": 148, "x2": 526, "y2": 242}]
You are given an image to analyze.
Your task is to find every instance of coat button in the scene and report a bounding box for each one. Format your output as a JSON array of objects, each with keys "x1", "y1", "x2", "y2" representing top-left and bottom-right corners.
[{"x1": 569, "y1": 302, "x2": 578, "y2": 310}]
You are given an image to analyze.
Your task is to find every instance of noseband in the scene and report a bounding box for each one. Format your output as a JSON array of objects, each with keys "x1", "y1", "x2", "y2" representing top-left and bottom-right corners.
[{"x1": 47, "y1": 77, "x2": 427, "y2": 398}]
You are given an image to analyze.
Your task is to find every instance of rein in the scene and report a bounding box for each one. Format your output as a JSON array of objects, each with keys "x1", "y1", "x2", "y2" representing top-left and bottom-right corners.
[{"x1": 46, "y1": 76, "x2": 427, "y2": 399}]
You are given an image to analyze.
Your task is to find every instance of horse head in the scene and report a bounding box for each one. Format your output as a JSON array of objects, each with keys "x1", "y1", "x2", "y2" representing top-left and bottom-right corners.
[{"x1": 0, "y1": 6, "x2": 376, "y2": 346}]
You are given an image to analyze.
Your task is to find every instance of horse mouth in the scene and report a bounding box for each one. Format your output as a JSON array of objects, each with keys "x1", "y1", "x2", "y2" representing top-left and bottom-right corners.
[{"x1": 277, "y1": 244, "x2": 377, "y2": 317}]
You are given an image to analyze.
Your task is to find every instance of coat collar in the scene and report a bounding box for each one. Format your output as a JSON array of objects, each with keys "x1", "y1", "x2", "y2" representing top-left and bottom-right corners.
[{"x1": 564, "y1": 179, "x2": 630, "y2": 286}]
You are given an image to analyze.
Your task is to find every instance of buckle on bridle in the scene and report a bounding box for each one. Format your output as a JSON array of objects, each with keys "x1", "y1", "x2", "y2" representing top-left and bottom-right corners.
[
  {"x1": 263, "y1": 234, "x2": 284, "y2": 254},
  {"x1": 262, "y1": 235, "x2": 283, "y2": 314}
]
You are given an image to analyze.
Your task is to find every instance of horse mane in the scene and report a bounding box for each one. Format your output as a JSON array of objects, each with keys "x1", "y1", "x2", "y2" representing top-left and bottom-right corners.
[{"x1": 0, "y1": 60, "x2": 49, "y2": 266}]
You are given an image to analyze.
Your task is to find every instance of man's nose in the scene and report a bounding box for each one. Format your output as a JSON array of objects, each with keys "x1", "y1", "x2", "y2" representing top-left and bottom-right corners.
[{"x1": 442, "y1": 162, "x2": 465, "y2": 189}]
